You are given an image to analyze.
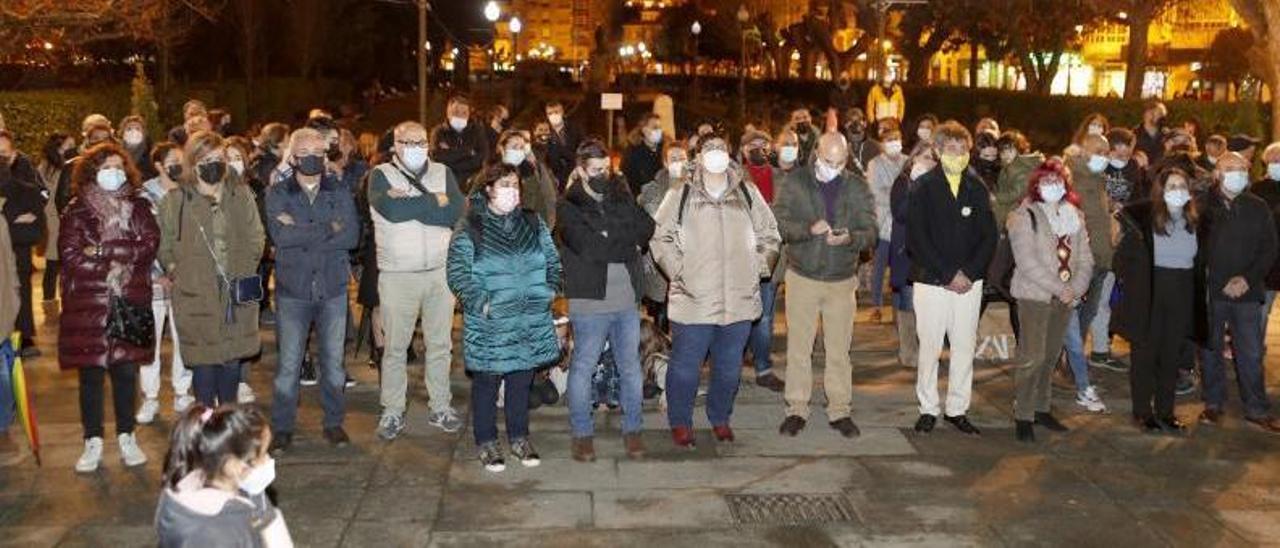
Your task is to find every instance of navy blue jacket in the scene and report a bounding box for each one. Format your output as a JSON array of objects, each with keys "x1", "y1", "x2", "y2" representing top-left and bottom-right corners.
[{"x1": 264, "y1": 173, "x2": 360, "y2": 301}]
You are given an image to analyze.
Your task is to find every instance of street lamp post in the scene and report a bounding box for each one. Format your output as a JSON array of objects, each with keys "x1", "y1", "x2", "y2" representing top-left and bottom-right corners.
[
  {"x1": 691, "y1": 20, "x2": 702, "y2": 99},
  {"x1": 510, "y1": 16, "x2": 522, "y2": 69},
  {"x1": 417, "y1": 0, "x2": 429, "y2": 126},
  {"x1": 737, "y1": 4, "x2": 750, "y2": 123},
  {"x1": 484, "y1": 1, "x2": 500, "y2": 76}
]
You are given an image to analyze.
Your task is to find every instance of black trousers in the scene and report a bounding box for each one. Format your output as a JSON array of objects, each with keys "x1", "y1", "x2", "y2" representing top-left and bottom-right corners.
[
  {"x1": 14, "y1": 245, "x2": 34, "y2": 342},
  {"x1": 1130, "y1": 267, "x2": 1193, "y2": 419},
  {"x1": 79, "y1": 364, "x2": 139, "y2": 439},
  {"x1": 471, "y1": 369, "x2": 534, "y2": 446},
  {"x1": 193, "y1": 361, "x2": 241, "y2": 407},
  {"x1": 42, "y1": 259, "x2": 59, "y2": 301}
]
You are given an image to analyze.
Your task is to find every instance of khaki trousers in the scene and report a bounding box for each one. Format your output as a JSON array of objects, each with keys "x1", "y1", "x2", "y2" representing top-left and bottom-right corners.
[{"x1": 784, "y1": 271, "x2": 857, "y2": 420}]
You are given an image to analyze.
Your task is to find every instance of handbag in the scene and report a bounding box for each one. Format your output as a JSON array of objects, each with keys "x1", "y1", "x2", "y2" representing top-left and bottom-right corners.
[
  {"x1": 107, "y1": 295, "x2": 155, "y2": 347},
  {"x1": 198, "y1": 225, "x2": 262, "y2": 323}
]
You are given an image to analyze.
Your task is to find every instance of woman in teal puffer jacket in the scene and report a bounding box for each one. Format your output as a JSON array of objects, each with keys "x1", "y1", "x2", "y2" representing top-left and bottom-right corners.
[{"x1": 447, "y1": 164, "x2": 561, "y2": 473}]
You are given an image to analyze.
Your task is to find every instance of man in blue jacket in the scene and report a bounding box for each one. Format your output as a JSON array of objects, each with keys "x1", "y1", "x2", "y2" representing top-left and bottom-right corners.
[{"x1": 266, "y1": 128, "x2": 360, "y2": 450}]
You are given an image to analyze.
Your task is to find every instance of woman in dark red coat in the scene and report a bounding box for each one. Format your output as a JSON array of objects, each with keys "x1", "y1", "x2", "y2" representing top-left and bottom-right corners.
[{"x1": 58, "y1": 142, "x2": 159, "y2": 473}]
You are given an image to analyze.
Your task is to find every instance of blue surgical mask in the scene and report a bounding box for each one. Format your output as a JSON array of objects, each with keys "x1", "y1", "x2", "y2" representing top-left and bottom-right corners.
[
  {"x1": 502, "y1": 147, "x2": 526, "y2": 166},
  {"x1": 1222, "y1": 171, "x2": 1250, "y2": 195},
  {"x1": 1087, "y1": 154, "x2": 1109, "y2": 174},
  {"x1": 400, "y1": 146, "x2": 428, "y2": 172},
  {"x1": 1268, "y1": 162, "x2": 1280, "y2": 181}
]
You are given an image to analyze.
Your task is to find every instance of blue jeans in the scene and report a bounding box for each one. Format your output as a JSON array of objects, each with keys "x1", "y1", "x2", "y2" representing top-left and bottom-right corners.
[
  {"x1": 0, "y1": 339, "x2": 14, "y2": 434},
  {"x1": 1261, "y1": 290, "x2": 1276, "y2": 348},
  {"x1": 471, "y1": 369, "x2": 534, "y2": 445},
  {"x1": 193, "y1": 362, "x2": 240, "y2": 407},
  {"x1": 870, "y1": 239, "x2": 890, "y2": 307},
  {"x1": 747, "y1": 281, "x2": 779, "y2": 375},
  {"x1": 666, "y1": 321, "x2": 751, "y2": 429},
  {"x1": 1203, "y1": 299, "x2": 1270, "y2": 418},
  {"x1": 272, "y1": 295, "x2": 348, "y2": 433},
  {"x1": 893, "y1": 284, "x2": 914, "y2": 311},
  {"x1": 568, "y1": 309, "x2": 643, "y2": 438},
  {"x1": 1062, "y1": 312, "x2": 1091, "y2": 392}
]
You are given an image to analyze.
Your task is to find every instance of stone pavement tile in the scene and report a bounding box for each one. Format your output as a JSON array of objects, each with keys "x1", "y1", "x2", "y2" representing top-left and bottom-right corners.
[
  {"x1": 280, "y1": 514, "x2": 348, "y2": 548},
  {"x1": 716, "y1": 426, "x2": 915, "y2": 458},
  {"x1": 593, "y1": 489, "x2": 734, "y2": 529},
  {"x1": 1072, "y1": 459, "x2": 1262, "y2": 510},
  {"x1": 427, "y1": 528, "x2": 797, "y2": 548},
  {"x1": 353, "y1": 485, "x2": 444, "y2": 523},
  {"x1": 369, "y1": 436, "x2": 454, "y2": 488},
  {"x1": 845, "y1": 487, "x2": 989, "y2": 536},
  {"x1": 54, "y1": 525, "x2": 154, "y2": 547},
  {"x1": 1096, "y1": 427, "x2": 1280, "y2": 462},
  {"x1": 614, "y1": 457, "x2": 797, "y2": 490},
  {"x1": 434, "y1": 489, "x2": 592, "y2": 531},
  {"x1": 0, "y1": 479, "x2": 158, "y2": 528},
  {"x1": 275, "y1": 487, "x2": 365, "y2": 527},
  {"x1": 0, "y1": 526, "x2": 66, "y2": 547},
  {"x1": 733, "y1": 457, "x2": 872, "y2": 494},
  {"x1": 274, "y1": 461, "x2": 377, "y2": 492},
  {"x1": 340, "y1": 520, "x2": 432, "y2": 547},
  {"x1": 988, "y1": 505, "x2": 1166, "y2": 546},
  {"x1": 1217, "y1": 510, "x2": 1280, "y2": 544},
  {"x1": 1131, "y1": 506, "x2": 1253, "y2": 546},
  {"x1": 447, "y1": 455, "x2": 619, "y2": 491},
  {"x1": 826, "y1": 525, "x2": 1000, "y2": 548}
]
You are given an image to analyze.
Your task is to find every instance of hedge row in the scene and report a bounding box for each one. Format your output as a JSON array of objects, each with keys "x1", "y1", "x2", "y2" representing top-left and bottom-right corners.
[{"x1": 0, "y1": 78, "x2": 352, "y2": 154}]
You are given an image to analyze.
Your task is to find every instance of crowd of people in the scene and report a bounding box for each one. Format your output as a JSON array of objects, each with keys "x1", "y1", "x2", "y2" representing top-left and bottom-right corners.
[{"x1": 1, "y1": 79, "x2": 1280, "y2": 545}]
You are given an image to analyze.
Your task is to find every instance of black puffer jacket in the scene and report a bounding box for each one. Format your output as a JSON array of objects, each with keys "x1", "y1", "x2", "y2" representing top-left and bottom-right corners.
[
  {"x1": 555, "y1": 176, "x2": 655, "y2": 301},
  {"x1": 0, "y1": 153, "x2": 47, "y2": 247}
]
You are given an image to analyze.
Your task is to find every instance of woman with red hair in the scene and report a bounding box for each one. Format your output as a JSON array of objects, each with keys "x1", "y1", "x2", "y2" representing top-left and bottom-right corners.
[
  {"x1": 1006, "y1": 158, "x2": 1094, "y2": 442},
  {"x1": 59, "y1": 142, "x2": 160, "y2": 472}
]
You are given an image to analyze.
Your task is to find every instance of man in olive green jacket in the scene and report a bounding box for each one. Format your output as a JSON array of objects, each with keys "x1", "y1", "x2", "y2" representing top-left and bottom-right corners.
[{"x1": 773, "y1": 133, "x2": 877, "y2": 438}]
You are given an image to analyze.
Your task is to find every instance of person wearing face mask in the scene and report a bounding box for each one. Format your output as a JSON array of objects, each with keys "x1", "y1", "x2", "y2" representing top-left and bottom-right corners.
[
  {"x1": 620, "y1": 113, "x2": 666, "y2": 197},
  {"x1": 1068, "y1": 113, "x2": 1110, "y2": 157},
  {"x1": 556, "y1": 139, "x2": 656, "y2": 462},
  {"x1": 1134, "y1": 100, "x2": 1168, "y2": 165},
  {"x1": 167, "y1": 99, "x2": 208, "y2": 147},
  {"x1": 544, "y1": 101, "x2": 583, "y2": 187},
  {"x1": 263, "y1": 128, "x2": 360, "y2": 453},
  {"x1": 158, "y1": 131, "x2": 265, "y2": 413},
  {"x1": 1102, "y1": 128, "x2": 1147, "y2": 208},
  {"x1": 0, "y1": 130, "x2": 46, "y2": 358},
  {"x1": 496, "y1": 130, "x2": 558, "y2": 226},
  {"x1": 739, "y1": 129, "x2": 787, "y2": 392},
  {"x1": 1196, "y1": 134, "x2": 1228, "y2": 174},
  {"x1": 367, "y1": 121, "x2": 466, "y2": 442},
  {"x1": 1006, "y1": 160, "x2": 1094, "y2": 442},
  {"x1": 56, "y1": 119, "x2": 115, "y2": 244},
  {"x1": 789, "y1": 107, "x2": 821, "y2": 166},
  {"x1": 907, "y1": 121, "x2": 998, "y2": 436},
  {"x1": 59, "y1": 142, "x2": 160, "y2": 472},
  {"x1": 1195, "y1": 152, "x2": 1280, "y2": 433},
  {"x1": 842, "y1": 108, "x2": 882, "y2": 178},
  {"x1": 1255, "y1": 143, "x2": 1280, "y2": 342},
  {"x1": 910, "y1": 114, "x2": 938, "y2": 151},
  {"x1": 866, "y1": 74, "x2": 905, "y2": 126},
  {"x1": 865, "y1": 128, "x2": 908, "y2": 323},
  {"x1": 156, "y1": 404, "x2": 293, "y2": 547},
  {"x1": 774, "y1": 132, "x2": 877, "y2": 438},
  {"x1": 119, "y1": 115, "x2": 157, "y2": 181},
  {"x1": 135, "y1": 143, "x2": 195, "y2": 425},
  {"x1": 637, "y1": 144, "x2": 689, "y2": 332},
  {"x1": 650, "y1": 133, "x2": 780, "y2": 449},
  {"x1": 1113, "y1": 169, "x2": 1205, "y2": 434},
  {"x1": 970, "y1": 131, "x2": 1002, "y2": 193},
  {"x1": 37, "y1": 132, "x2": 76, "y2": 319},
  {"x1": 982, "y1": 130, "x2": 1040, "y2": 346},
  {"x1": 249, "y1": 123, "x2": 290, "y2": 327},
  {"x1": 774, "y1": 129, "x2": 802, "y2": 177},
  {"x1": 889, "y1": 143, "x2": 936, "y2": 369},
  {"x1": 430, "y1": 94, "x2": 488, "y2": 188},
  {"x1": 448, "y1": 164, "x2": 562, "y2": 472}
]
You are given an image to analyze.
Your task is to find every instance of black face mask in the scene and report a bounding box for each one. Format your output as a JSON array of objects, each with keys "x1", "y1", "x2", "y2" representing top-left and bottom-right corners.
[
  {"x1": 62, "y1": 148, "x2": 77, "y2": 161},
  {"x1": 198, "y1": 161, "x2": 227, "y2": 184},
  {"x1": 326, "y1": 145, "x2": 343, "y2": 162},
  {"x1": 165, "y1": 165, "x2": 183, "y2": 181},
  {"x1": 747, "y1": 149, "x2": 768, "y2": 167},
  {"x1": 795, "y1": 122, "x2": 811, "y2": 135},
  {"x1": 587, "y1": 175, "x2": 609, "y2": 194},
  {"x1": 296, "y1": 155, "x2": 326, "y2": 177}
]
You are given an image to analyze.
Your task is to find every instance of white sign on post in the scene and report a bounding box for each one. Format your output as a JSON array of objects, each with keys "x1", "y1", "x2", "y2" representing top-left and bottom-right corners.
[{"x1": 601, "y1": 93, "x2": 624, "y2": 111}]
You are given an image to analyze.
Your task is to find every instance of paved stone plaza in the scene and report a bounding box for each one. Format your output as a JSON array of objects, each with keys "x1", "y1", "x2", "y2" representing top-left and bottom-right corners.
[{"x1": 2, "y1": 297, "x2": 1280, "y2": 547}]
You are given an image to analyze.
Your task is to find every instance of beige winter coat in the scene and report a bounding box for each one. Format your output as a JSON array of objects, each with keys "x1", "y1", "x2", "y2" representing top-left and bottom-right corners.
[
  {"x1": 0, "y1": 198, "x2": 19, "y2": 337},
  {"x1": 649, "y1": 165, "x2": 781, "y2": 325},
  {"x1": 1008, "y1": 201, "x2": 1094, "y2": 304}
]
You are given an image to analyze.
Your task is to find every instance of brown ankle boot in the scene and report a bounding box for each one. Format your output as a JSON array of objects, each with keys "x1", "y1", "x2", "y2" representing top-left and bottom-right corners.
[
  {"x1": 624, "y1": 433, "x2": 646, "y2": 459},
  {"x1": 571, "y1": 437, "x2": 596, "y2": 462}
]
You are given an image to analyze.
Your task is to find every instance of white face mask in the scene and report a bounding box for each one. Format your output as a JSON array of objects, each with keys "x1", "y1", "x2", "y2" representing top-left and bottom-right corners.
[
  {"x1": 238, "y1": 457, "x2": 276, "y2": 496},
  {"x1": 1267, "y1": 162, "x2": 1280, "y2": 181},
  {"x1": 667, "y1": 160, "x2": 685, "y2": 179},
  {"x1": 123, "y1": 129, "x2": 144, "y2": 147},
  {"x1": 96, "y1": 168, "x2": 127, "y2": 191},
  {"x1": 1040, "y1": 183, "x2": 1066, "y2": 204},
  {"x1": 229, "y1": 160, "x2": 245, "y2": 176},
  {"x1": 502, "y1": 147, "x2": 526, "y2": 166},
  {"x1": 449, "y1": 116, "x2": 468, "y2": 131},
  {"x1": 491, "y1": 186, "x2": 520, "y2": 214},
  {"x1": 1087, "y1": 154, "x2": 1109, "y2": 173},
  {"x1": 917, "y1": 127, "x2": 932, "y2": 141},
  {"x1": 778, "y1": 146, "x2": 799, "y2": 164},
  {"x1": 1087, "y1": 124, "x2": 1105, "y2": 136},
  {"x1": 701, "y1": 150, "x2": 731, "y2": 174},
  {"x1": 400, "y1": 146, "x2": 428, "y2": 172},
  {"x1": 547, "y1": 113, "x2": 564, "y2": 127},
  {"x1": 1109, "y1": 157, "x2": 1128, "y2": 169},
  {"x1": 1164, "y1": 188, "x2": 1191, "y2": 209},
  {"x1": 883, "y1": 140, "x2": 903, "y2": 156},
  {"x1": 645, "y1": 128, "x2": 663, "y2": 145},
  {"x1": 910, "y1": 162, "x2": 931, "y2": 180},
  {"x1": 816, "y1": 161, "x2": 844, "y2": 183},
  {"x1": 1222, "y1": 171, "x2": 1250, "y2": 195}
]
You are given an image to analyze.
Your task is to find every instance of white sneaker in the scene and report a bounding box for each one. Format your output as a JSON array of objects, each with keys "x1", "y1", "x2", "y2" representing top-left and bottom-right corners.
[
  {"x1": 118, "y1": 433, "x2": 148, "y2": 467},
  {"x1": 1075, "y1": 386, "x2": 1108, "y2": 413},
  {"x1": 237, "y1": 382, "x2": 256, "y2": 404},
  {"x1": 174, "y1": 394, "x2": 196, "y2": 413},
  {"x1": 75, "y1": 437, "x2": 104, "y2": 473},
  {"x1": 135, "y1": 398, "x2": 160, "y2": 424}
]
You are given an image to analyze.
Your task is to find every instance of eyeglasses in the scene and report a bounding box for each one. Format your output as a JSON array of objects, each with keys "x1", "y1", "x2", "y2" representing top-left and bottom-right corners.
[{"x1": 396, "y1": 140, "x2": 428, "y2": 147}]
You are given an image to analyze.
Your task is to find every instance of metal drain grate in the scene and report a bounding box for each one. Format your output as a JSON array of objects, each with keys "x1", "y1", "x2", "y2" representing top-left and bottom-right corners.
[{"x1": 725, "y1": 493, "x2": 857, "y2": 524}]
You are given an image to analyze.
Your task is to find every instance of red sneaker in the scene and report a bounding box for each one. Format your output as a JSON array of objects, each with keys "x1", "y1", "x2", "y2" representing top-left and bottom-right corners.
[
  {"x1": 713, "y1": 424, "x2": 735, "y2": 442},
  {"x1": 671, "y1": 426, "x2": 696, "y2": 449}
]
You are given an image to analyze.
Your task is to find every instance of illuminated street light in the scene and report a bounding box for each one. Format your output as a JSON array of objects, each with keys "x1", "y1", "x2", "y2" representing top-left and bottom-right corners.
[
  {"x1": 691, "y1": 21, "x2": 702, "y2": 35},
  {"x1": 1117, "y1": 11, "x2": 1128, "y2": 20},
  {"x1": 483, "y1": 1, "x2": 500, "y2": 23},
  {"x1": 509, "y1": 16, "x2": 522, "y2": 35},
  {"x1": 637, "y1": 42, "x2": 647, "y2": 53}
]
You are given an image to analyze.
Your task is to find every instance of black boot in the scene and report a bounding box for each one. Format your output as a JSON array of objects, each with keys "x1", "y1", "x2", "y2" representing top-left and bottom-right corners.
[{"x1": 1015, "y1": 420, "x2": 1035, "y2": 443}]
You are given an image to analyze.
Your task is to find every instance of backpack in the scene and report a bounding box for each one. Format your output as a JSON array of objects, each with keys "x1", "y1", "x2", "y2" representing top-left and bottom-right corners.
[{"x1": 675, "y1": 182, "x2": 753, "y2": 226}]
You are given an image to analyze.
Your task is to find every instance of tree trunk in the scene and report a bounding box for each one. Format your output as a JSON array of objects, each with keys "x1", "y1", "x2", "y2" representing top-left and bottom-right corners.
[
  {"x1": 968, "y1": 40, "x2": 979, "y2": 88},
  {"x1": 1123, "y1": 14, "x2": 1151, "y2": 99}
]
